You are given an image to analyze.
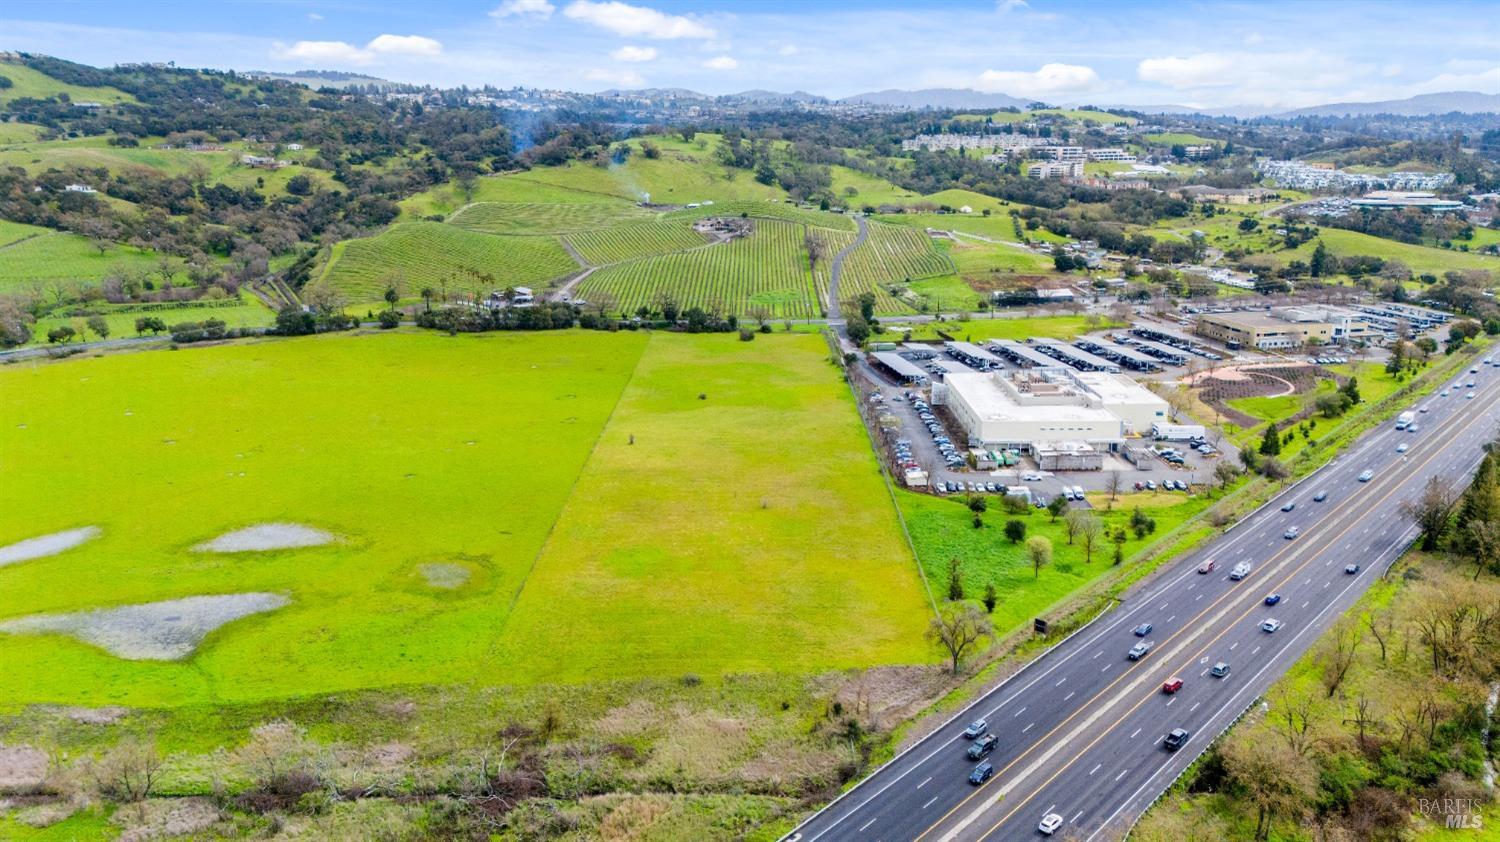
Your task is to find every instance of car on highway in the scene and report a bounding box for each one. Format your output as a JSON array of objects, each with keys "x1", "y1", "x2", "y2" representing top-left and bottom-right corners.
[
  {"x1": 1264, "y1": 593, "x2": 1282, "y2": 605},
  {"x1": 1469, "y1": 381, "x2": 1478, "y2": 388},
  {"x1": 962, "y1": 718, "x2": 988, "y2": 739},
  {"x1": 1313, "y1": 490, "x2": 1328, "y2": 502},
  {"x1": 1211, "y1": 662, "x2": 1231, "y2": 678},
  {"x1": 968, "y1": 761, "x2": 994, "y2": 784},
  {"x1": 1128, "y1": 640, "x2": 1154, "y2": 660},
  {"x1": 1038, "y1": 813, "x2": 1065, "y2": 836},
  {"x1": 1261, "y1": 618, "x2": 1284, "y2": 633},
  {"x1": 1420, "y1": 404, "x2": 1430, "y2": 413},
  {"x1": 1441, "y1": 389, "x2": 1450, "y2": 397},
  {"x1": 1470, "y1": 367, "x2": 1479, "y2": 374},
  {"x1": 1162, "y1": 677, "x2": 1184, "y2": 694},
  {"x1": 1133, "y1": 622, "x2": 1153, "y2": 637},
  {"x1": 1229, "y1": 562, "x2": 1252, "y2": 580},
  {"x1": 1197, "y1": 559, "x2": 1216, "y2": 574},
  {"x1": 966, "y1": 733, "x2": 998, "y2": 759},
  {"x1": 1163, "y1": 728, "x2": 1190, "y2": 751},
  {"x1": 1408, "y1": 424, "x2": 1420, "y2": 433},
  {"x1": 1281, "y1": 501, "x2": 1296, "y2": 512},
  {"x1": 1468, "y1": 392, "x2": 1476, "y2": 400},
  {"x1": 1359, "y1": 469, "x2": 1375, "y2": 482},
  {"x1": 1396, "y1": 443, "x2": 1409, "y2": 453},
  {"x1": 1284, "y1": 526, "x2": 1300, "y2": 539},
  {"x1": 1345, "y1": 562, "x2": 1360, "y2": 574}
]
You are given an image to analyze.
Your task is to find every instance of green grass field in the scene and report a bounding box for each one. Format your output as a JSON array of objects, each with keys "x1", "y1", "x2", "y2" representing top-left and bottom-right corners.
[
  {"x1": 29, "y1": 296, "x2": 277, "y2": 342},
  {"x1": 0, "y1": 331, "x2": 930, "y2": 707},
  {"x1": 312, "y1": 221, "x2": 579, "y2": 304},
  {"x1": 900, "y1": 490, "x2": 1210, "y2": 637},
  {"x1": 0, "y1": 61, "x2": 135, "y2": 106},
  {"x1": 576, "y1": 218, "x2": 819, "y2": 317},
  {"x1": 662, "y1": 200, "x2": 857, "y2": 232},
  {"x1": 1288, "y1": 229, "x2": 1500, "y2": 277}
]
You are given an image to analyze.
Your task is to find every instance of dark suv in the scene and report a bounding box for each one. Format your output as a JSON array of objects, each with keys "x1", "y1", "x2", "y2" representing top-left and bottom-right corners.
[
  {"x1": 1163, "y1": 728, "x2": 1190, "y2": 751},
  {"x1": 966, "y1": 733, "x2": 999, "y2": 760}
]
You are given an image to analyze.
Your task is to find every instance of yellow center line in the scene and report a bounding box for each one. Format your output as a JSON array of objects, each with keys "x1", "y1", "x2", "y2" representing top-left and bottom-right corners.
[
  {"x1": 913, "y1": 373, "x2": 1485, "y2": 842},
  {"x1": 967, "y1": 378, "x2": 1498, "y2": 840}
]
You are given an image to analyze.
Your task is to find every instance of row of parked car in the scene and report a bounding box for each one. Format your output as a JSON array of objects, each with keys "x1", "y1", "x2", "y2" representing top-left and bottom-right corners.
[
  {"x1": 1308, "y1": 355, "x2": 1349, "y2": 365},
  {"x1": 906, "y1": 392, "x2": 967, "y2": 469},
  {"x1": 1134, "y1": 478, "x2": 1189, "y2": 492}
]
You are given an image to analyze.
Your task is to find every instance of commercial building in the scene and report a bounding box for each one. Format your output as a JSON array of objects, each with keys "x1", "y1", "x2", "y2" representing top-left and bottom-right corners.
[
  {"x1": 1195, "y1": 312, "x2": 1327, "y2": 350},
  {"x1": 1035, "y1": 146, "x2": 1086, "y2": 162},
  {"x1": 1086, "y1": 148, "x2": 1136, "y2": 162},
  {"x1": 1350, "y1": 191, "x2": 1464, "y2": 212},
  {"x1": 938, "y1": 368, "x2": 1168, "y2": 458},
  {"x1": 1027, "y1": 161, "x2": 1083, "y2": 180}
]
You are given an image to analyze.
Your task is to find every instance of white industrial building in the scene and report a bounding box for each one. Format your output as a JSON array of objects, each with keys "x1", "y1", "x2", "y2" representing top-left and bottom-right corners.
[{"x1": 938, "y1": 368, "x2": 1168, "y2": 460}]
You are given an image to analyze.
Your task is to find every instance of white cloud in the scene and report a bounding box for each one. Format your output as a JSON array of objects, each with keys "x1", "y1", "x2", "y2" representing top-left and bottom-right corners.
[
  {"x1": 778, "y1": 44, "x2": 799, "y2": 56},
  {"x1": 365, "y1": 34, "x2": 443, "y2": 57},
  {"x1": 996, "y1": 0, "x2": 1028, "y2": 11},
  {"x1": 584, "y1": 67, "x2": 645, "y2": 86},
  {"x1": 1242, "y1": 32, "x2": 1263, "y2": 45},
  {"x1": 272, "y1": 34, "x2": 442, "y2": 66},
  {"x1": 491, "y1": 0, "x2": 556, "y2": 19},
  {"x1": 702, "y1": 55, "x2": 738, "y2": 71},
  {"x1": 610, "y1": 45, "x2": 658, "y2": 62},
  {"x1": 307, "y1": 12, "x2": 324, "y2": 21},
  {"x1": 1136, "y1": 50, "x2": 1376, "y2": 106},
  {"x1": 975, "y1": 63, "x2": 1104, "y2": 98},
  {"x1": 563, "y1": 1, "x2": 716, "y2": 39}
]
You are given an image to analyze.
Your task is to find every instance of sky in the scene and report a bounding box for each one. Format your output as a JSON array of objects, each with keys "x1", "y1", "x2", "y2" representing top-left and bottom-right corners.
[{"x1": 3, "y1": 0, "x2": 1497, "y2": 109}]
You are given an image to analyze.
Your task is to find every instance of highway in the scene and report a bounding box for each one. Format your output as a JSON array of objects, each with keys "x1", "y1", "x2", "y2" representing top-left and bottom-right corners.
[{"x1": 788, "y1": 355, "x2": 1500, "y2": 842}]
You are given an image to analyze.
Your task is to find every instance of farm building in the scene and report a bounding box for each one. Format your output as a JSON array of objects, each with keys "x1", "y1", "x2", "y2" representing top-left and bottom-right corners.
[{"x1": 870, "y1": 351, "x2": 929, "y2": 384}]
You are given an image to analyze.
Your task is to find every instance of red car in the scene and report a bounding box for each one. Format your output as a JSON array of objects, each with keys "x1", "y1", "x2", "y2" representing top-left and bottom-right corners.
[
  {"x1": 1162, "y1": 677, "x2": 1184, "y2": 694},
  {"x1": 1197, "y1": 560, "x2": 1215, "y2": 574}
]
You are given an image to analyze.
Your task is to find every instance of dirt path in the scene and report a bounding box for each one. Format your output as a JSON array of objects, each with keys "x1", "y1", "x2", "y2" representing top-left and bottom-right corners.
[
  {"x1": 826, "y1": 215, "x2": 868, "y2": 320},
  {"x1": 548, "y1": 266, "x2": 597, "y2": 303}
]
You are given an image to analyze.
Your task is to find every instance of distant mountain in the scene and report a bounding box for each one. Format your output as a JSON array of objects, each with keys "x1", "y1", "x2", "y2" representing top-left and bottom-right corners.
[
  {"x1": 839, "y1": 88, "x2": 1033, "y2": 110},
  {"x1": 247, "y1": 69, "x2": 395, "y2": 90},
  {"x1": 727, "y1": 89, "x2": 827, "y2": 104},
  {"x1": 1274, "y1": 91, "x2": 1500, "y2": 118},
  {"x1": 598, "y1": 87, "x2": 711, "y2": 100}
]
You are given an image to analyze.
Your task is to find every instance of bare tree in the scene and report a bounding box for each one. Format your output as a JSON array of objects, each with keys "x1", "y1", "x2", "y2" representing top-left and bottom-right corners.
[
  {"x1": 1271, "y1": 688, "x2": 1318, "y2": 756},
  {"x1": 926, "y1": 603, "x2": 995, "y2": 674},
  {"x1": 87, "y1": 738, "x2": 162, "y2": 805},
  {"x1": 1364, "y1": 610, "x2": 1394, "y2": 663},
  {"x1": 1221, "y1": 735, "x2": 1317, "y2": 840},
  {"x1": 1318, "y1": 616, "x2": 1362, "y2": 698},
  {"x1": 1078, "y1": 513, "x2": 1104, "y2": 562},
  {"x1": 1105, "y1": 471, "x2": 1123, "y2": 507}
]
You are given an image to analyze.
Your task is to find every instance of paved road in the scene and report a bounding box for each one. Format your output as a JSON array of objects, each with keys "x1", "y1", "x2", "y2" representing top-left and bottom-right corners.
[
  {"x1": 826, "y1": 215, "x2": 869, "y2": 321},
  {"x1": 788, "y1": 357, "x2": 1500, "y2": 842}
]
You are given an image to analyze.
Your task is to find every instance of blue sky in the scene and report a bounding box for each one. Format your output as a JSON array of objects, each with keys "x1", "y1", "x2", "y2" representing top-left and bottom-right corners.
[{"x1": 3, "y1": 0, "x2": 1497, "y2": 108}]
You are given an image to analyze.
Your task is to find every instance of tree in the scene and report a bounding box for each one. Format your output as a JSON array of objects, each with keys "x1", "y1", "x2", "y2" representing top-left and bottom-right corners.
[
  {"x1": 1340, "y1": 376, "x2": 1361, "y2": 405},
  {"x1": 1047, "y1": 494, "x2": 1068, "y2": 521},
  {"x1": 86, "y1": 315, "x2": 110, "y2": 340},
  {"x1": 1220, "y1": 737, "x2": 1317, "y2": 840},
  {"x1": 1386, "y1": 339, "x2": 1407, "y2": 375},
  {"x1": 1402, "y1": 475, "x2": 1458, "y2": 551},
  {"x1": 1214, "y1": 460, "x2": 1240, "y2": 494},
  {"x1": 1077, "y1": 512, "x2": 1104, "y2": 562},
  {"x1": 46, "y1": 325, "x2": 75, "y2": 344},
  {"x1": 1063, "y1": 508, "x2": 1088, "y2": 544},
  {"x1": 1112, "y1": 529, "x2": 1127, "y2": 565},
  {"x1": 134, "y1": 316, "x2": 167, "y2": 335},
  {"x1": 982, "y1": 582, "x2": 998, "y2": 613},
  {"x1": 1258, "y1": 423, "x2": 1281, "y2": 456},
  {"x1": 383, "y1": 284, "x2": 400, "y2": 311},
  {"x1": 1309, "y1": 240, "x2": 1331, "y2": 277},
  {"x1": 926, "y1": 603, "x2": 994, "y2": 674},
  {"x1": 1259, "y1": 456, "x2": 1289, "y2": 481},
  {"x1": 1105, "y1": 470, "x2": 1122, "y2": 506},
  {"x1": 87, "y1": 738, "x2": 162, "y2": 807},
  {"x1": 1318, "y1": 617, "x2": 1362, "y2": 698},
  {"x1": 945, "y1": 556, "x2": 965, "y2": 601},
  {"x1": 845, "y1": 315, "x2": 871, "y2": 345},
  {"x1": 1130, "y1": 506, "x2": 1157, "y2": 539},
  {"x1": 1027, "y1": 535, "x2": 1053, "y2": 578},
  {"x1": 1004, "y1": 519, "x2": 1027, "y2": 543},
  {"x1": 420, "y1": 287, "x2": 435, "y2": 313},
  {"x1": 857, "y1": 291, "x2": 876, "y2": 323}
]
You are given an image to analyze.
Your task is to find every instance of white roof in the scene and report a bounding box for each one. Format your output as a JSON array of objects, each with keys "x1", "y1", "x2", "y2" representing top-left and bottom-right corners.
[
  {"x1": 1072, "y1": 371, "x2": 1167, "y2": 407},
  {"x1": 945, "y1": 373, "x2": 1118, "y2": 425}
]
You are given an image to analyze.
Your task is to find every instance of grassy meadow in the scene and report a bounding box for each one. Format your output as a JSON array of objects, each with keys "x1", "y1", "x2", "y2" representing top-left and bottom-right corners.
[
  {"x1": 0, "y1": 330, "x2": 932, "y2": 708},
  {"x1": 0, "y1": 60, "x2": 134, "y2": 106}
]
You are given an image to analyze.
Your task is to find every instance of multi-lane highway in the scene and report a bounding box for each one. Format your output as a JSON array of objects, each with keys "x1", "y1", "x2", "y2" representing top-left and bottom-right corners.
[{"x1": 790, "y1": 355, "x2": 1500, "y2": 842}]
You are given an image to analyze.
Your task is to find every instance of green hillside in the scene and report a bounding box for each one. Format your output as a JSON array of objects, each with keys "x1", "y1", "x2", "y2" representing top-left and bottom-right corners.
[{"x1": 0, "y1": 60, "x2": 135, "y2": 106}]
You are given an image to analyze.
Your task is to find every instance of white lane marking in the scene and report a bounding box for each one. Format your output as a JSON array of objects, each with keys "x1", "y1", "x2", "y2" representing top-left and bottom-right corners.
[
  {"x1": 922, "y1": 795, "x2": 938, "y2": 809},
  {"x1": 1056, "y1": 677, "x2": 1067, "y2": 686},
  {"x1": 1089, "y1": 763, "x2": 1101, "y2": 776},
  {"x1": 1167, "y1": 615, "x2": 1176, "y2": 623},
  {"x1": 1165, "y1": 698, "x2": 1175, "y2": 707},
  {"x1": 1093, "y1": 650, "x2": 1103, "y2": 659},
  {"x1": 1302, "y1": 600, "x2": 1310, "y2": 608},
  {"x1": 917, "y1": 776, "x2": 931, "y2": 790},
  {"x1": 1252, "y1": 646, "x2": 1262, "y2": 655},
  {"x1": 1023, "y1": 722, "x2": 1035, "y2": 733},
  {"x1": 1101, "y1": 664, "x2": 1110, "y2": 672},
  {"x1": 1130, "y1": 727, "x2": 1142, "y2": 739},
  {"x1": 1064, "y1": 691, "x2": 1076, "y2": 701},
  {"x1": 1185, "y1": 583, "x2": 1195, "y2": 591},
  {"x1": 858, "y1": 818, "x2": 876, "y2": 832},
  {"x1": 1159, "y1": 602, "x2": 1169, "y2": 610},
  {"x1": 1191, "y1": 702, "x2": 1201, "y2": 712},
  {"x1": 1324, "y1": 581, "x2": 1331, "y2": 588},
  {"x1": 1196, "y1": 594, "x2": 1203, "y2": 601},
  {"x1": 1200, "y1": 668, "x2": 1209, "y2": 676},
  {"x1": 1073, "y1": 810, "x2": 1085, "y2": 824},
  {"x1": 1115, "y1": 768, "x2": 1130, "y2": 782},
  {"x1": 1229, "y1": 642, "x2": 1238, "y2": 650},
  {"x1": 1014, "y1": 706, "x2": 1027, "y2": 718}
]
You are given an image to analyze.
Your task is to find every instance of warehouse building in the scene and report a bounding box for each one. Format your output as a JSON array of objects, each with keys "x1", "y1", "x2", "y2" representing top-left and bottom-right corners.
[
  {"x1": 1194, "y1": 308, "x2": 1373, "y2": 350},
  {"x1": 938, "y1": 368, "x2": 1169, "y2": 459}
]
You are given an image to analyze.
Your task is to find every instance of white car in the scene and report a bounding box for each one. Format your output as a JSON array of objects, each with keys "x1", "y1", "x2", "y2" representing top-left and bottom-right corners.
[
  {"x1": 1261, "y1": 618, "x2": 1283, "y2": 633},
  {"x1": 1396, "y1": 443, "x2": 1409, "y2": 453},
  {"x1": 1468, "y1": 392, "x2": 1477, "y2": 400},
  {"x1": 1039, "y1": 813, "x2": 1065, "y2": 836},
  {"x1": 1441, "y1": 390, "x2": 1450, "y2": 397}
]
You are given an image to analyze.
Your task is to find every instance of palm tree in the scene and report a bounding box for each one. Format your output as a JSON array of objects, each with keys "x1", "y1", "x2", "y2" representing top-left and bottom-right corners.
[{"x1": 420, "y1": 287, "x2": 434, "y2": 313}]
